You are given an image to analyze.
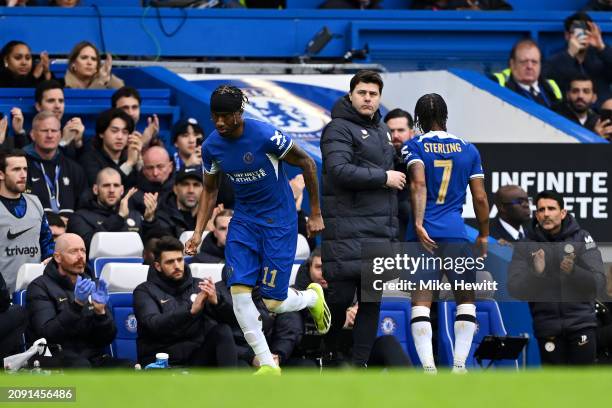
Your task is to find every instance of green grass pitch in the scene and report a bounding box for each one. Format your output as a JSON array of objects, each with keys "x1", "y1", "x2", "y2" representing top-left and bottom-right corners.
[{"x1": 1, "y1": 368, "x2": 610, "y2": 407}]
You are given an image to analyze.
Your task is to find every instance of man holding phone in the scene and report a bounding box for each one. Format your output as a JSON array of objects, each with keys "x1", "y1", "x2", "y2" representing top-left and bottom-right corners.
[{"x1": 544, "y1": 12, "x2": 612, "y2": 107}]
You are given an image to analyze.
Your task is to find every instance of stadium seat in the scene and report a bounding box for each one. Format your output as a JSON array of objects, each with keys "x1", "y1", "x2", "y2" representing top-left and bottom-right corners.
[
  {"x1": 12, "y1": 263, "x2": 45, "y2": 306},
  {"x1": 438, "y1": 300, "x2": 519, "y2": 370},
  {"x1": 89, "y1": 232, "x2": 145, "y2": 277},
  {"x1": 289, "y1": 264, "x2": 300, "y2": 286},
  {"x1": 378, "y1": 296, "x2": 420, "y2": 365},
  {"x1": 101, "y1": 263, "x2": 149, "y2": 363},
  {"x1": 189, "y1": 263, "x2": 224, "y2": 283},
  {"x1": 295, "y1": 234, "x2": 310, "y2": 262},
  {"x1": 178, "y1": 230, "x2": 209, "y2": 253}
]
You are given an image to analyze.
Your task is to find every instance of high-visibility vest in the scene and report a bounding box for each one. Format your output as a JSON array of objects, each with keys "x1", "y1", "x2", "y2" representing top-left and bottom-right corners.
[{"x1": 493, "y1": 68, "x2": 562, "y2": 101}]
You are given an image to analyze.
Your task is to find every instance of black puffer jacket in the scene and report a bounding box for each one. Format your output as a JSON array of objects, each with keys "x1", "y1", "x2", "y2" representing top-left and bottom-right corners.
[
  {"x1": 320, "y1": 95, "x2": 398, "y2": 281},
  {"x1": 150, "y1": 192, "x2": 196, "y2": 239},
  {"x1": 26, "y1": 261, "x2": 116, "y2": 359},
  {"x1": 133, "y1": 264, "x2": 218, "y2": 366},
  {"x1": 68, "y1": 193, "x2": 151, "y2": 254},
  {"x1": 508, "y1": 214, "x2": 606, "y2": 337}
]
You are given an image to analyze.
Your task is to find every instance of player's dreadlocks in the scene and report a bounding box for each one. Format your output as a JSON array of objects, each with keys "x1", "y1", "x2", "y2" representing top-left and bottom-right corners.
[
  {"x1": 414, "y1": 93, "x2": 448, "y2": 133},
  {"x1": 210, "y1": 85, "x2": 249, "y2": 113}
]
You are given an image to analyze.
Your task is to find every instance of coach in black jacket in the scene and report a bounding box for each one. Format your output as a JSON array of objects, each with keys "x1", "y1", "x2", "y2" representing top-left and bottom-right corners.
[
  {"x1": 133, "y1": 236, "x2": 237, "y2": 367},
  {"x1": 508, "y1": 190, "x2": 605, "y2": 365},
  {"x1": 26, "y1": 234, "x2": 117, "y2": 367},
  {"x1": 320, "y1": 70, "x2": 404, "y2": 366}
]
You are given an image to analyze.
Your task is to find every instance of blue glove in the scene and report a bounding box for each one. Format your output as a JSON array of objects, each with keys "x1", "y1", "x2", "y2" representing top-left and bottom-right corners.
[
  {"x1": 91, "y1": 279, "x2": 109, "y2": 305},
  {"x1": 74, "y1": 275, "x2": 95, "y2": 304}
]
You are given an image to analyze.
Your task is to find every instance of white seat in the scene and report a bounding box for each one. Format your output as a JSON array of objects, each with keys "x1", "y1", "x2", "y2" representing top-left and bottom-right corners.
[
  {"x1": 189, "y1": 263, "x2": 224, "y2": 283},
  {"x1": 15, "y1": 263, "x2": 46, "y2": 291},
  {"x1": 289, "y1": 264, "x2": 300, "y2": 286},
  {"x1": 178, "y1": 230, "x2": 208, "y2": 252},
  {"x1": 100, "y1": 263, "x2": 149, "y2": 292},
  {"x1": 89, "y1": 232, "x2": 144, "y2": 259},
  {"x1": 295, "y1": 234, "x2": 310, "y2": 261}
]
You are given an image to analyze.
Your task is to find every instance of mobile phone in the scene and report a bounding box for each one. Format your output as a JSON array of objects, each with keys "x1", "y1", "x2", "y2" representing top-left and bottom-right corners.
[
  {"x1": 599, "y1": 109, "x2": 612, "y2": 122},
  {"x1": 570, "y1": 20, "x2": 588, "y2": 40}
]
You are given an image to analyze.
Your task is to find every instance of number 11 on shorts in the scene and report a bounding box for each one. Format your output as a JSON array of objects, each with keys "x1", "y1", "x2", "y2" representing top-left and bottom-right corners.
[{"x1": 262, "y1": 267, "x2": 277, "y2": 287}]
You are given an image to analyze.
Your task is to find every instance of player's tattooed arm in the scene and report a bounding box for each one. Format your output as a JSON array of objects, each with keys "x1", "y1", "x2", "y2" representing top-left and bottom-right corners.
[
  {"x1": 185, "y1": 173, "x2": 219, "y2": 255},
  {"x1": 282, "y1": 144, "x2": 324, "y2": 237}
]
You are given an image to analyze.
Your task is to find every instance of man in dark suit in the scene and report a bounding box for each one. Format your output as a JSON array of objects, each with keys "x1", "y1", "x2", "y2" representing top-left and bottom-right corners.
[{"x1": 491, "y1": 185, "x2": 531, "y2": 244}]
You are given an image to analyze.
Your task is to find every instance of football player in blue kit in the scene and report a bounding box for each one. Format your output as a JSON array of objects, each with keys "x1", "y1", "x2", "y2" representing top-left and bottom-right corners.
[
  {"x1": 185, "y1": 85, "x2": 329, "y2": 375},
  {"x1": 403, "y1": 93, "x2": 490, "y2": 374}
]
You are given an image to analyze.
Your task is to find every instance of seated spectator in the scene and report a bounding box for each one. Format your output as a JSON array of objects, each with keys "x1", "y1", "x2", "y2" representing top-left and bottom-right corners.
[
  {"x1": 490, "y1": 185, "x2": 530, "y2": 244},
  {"x1": 0, "y1": 40, "x2": 51, "y2": 88},
  {"x1": 112, "y1": 86, "x2": 160, "y2": 148},
  {"x1": 153, "y1": 167, "x2": 202, "y2": 238},
  {"x1": 138, "y1": 146, "x2": 174, "y2": 196},
  {"x1": 25, "y1": 111, "x2": 87, "y2": 219},
  {"x1": 26, "y1": 233, "x2": 122, "y2": 368},
  {"x1": 212, "y1": 265, "x2": 304, "y2": 368},
  {"x1": 554, "y1": 75, "x2": 611, "y2": 137},
  {"x1": 79, "y1": 108, "x2": 141, "y2": 188},
  {"x1": 544, "y1": 12, "x2": 612, "y2": 107},
  {"x1": 0, "y1": 270, "x2": 27, "y2": 360},
  {"x1": 598, "y1": 98, "x2": 612, "y2": 140},
  {"x1": 46, "y1": 211, "x2": 67, "y2": 241},
  {"x1": 172, "y1": 118, "x2": 203, "y2": 171},
  {"x1": 133, "y1": 236, "x2": 238, "y2": 367},
  {"x1": 52, "y1": 0, "x2": 80, "y2": 6},
  {"x1": 319, "y1": 0, "x2": 380, "y2": 9},
  {"x1": 191, "y1": 209, "x2": 233, "y2": 264},
  {"x1": 0, "y1": 148, "x2": 55, "y2": 293},
  {"x1": 493, "y1": 39, "x2": 562, "y2": 109},
  {"x1": 410, "y1": 0, "x2": 511, "y2": 10},
  {"x1": 294, "y1": 247, "x2": 326, "y2": 291},
  {"x1": 68, "y1": 167, "x2": 156, "y2": 253},
  {"x1": 584, "y1": 0, "x2": 612, "y2": 11},
  {"x1": 142, "y1": 230, "x2": 168, "y2": 266},
  {"x1": 64, "y1": 41, "x2": 124, "y2": 90},
  {"x1": 35, "y1": 80, "x2": 85, "y2": 157}
]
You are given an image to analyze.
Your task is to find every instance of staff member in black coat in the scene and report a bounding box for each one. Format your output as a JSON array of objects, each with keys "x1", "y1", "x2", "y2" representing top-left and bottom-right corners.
[
  {"x1": 320, "y1": 70, "x2": 405, "y2": 367},
  {"x1": 490, "y1": 184, "x2": 531, "y2": 244},
  {"x1": 26, "y1": 233, "x2": 119, "y2": 368},
  {"x1": 508, "y1": 190, "x2": 606, "y2": 365},
  {"x1": 133, "y1": 236, "x2": 237, "y2": 367}
]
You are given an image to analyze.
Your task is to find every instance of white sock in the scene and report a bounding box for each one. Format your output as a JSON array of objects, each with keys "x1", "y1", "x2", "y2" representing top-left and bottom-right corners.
[
  {"x1": 271, "y1": 288, "x2": 317, "y2": 313},
  {"x1": 232, "y1": 292, "x2": 276, "y2": 367},
  {"x1": 411, "y1": 306, "x2": 436, "y2": 370},
  {"x1": 454, "y1": 303, "x2": 477, "y2": 369}
]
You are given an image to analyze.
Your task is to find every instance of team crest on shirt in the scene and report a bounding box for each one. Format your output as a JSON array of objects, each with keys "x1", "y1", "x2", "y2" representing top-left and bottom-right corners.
[
  {"x1": 243, "y1": 152, "x2": 254, "y2": 164},
  {"x1": 63, "y1": 177, "x2": 70, "y2": 186}
]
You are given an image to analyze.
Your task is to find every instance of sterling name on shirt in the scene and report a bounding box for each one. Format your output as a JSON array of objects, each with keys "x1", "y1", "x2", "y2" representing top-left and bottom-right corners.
[{"x1": 422, "y1": 142, "x2": 463, "y2": 154}]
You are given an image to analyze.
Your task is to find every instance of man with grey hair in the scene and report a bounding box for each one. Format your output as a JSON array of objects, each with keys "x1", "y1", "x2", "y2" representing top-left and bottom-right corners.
[{"x1": 24, "y1": 111, "x2": 87, "y2": 222}]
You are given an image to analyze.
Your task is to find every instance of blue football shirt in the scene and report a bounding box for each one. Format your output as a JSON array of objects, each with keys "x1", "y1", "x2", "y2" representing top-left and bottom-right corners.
[
  {"x1": 201, "y1": 118, "x2": 297, "y2": 227},
  {"x1": 402, "y1": 130, "x2": 484, "y2": 240}
]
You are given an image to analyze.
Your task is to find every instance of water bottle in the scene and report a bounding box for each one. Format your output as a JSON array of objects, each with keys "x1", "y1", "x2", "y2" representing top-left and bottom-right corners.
[{"x1": 155, "y1": 353, "x2": 169, "y2": 368}]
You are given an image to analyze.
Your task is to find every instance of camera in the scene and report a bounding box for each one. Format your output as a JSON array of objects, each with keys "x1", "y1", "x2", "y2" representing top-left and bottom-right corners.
[{"x1": 570, "y1": 20, "x2": 589, "y2": 42}]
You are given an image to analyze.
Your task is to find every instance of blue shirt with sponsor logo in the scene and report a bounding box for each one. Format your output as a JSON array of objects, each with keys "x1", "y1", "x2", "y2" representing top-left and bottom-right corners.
[
  {"x1": 402, "y1": 130, "x2": 484, "y2": 240},
  {"x1": 202, "y1": 118, "x2": 296, "y2": 227}
]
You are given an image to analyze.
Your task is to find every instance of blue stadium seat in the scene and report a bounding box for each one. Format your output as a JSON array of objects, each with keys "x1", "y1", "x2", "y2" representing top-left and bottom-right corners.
[
  {"x1": 93, "y1": 257, "x2": 144, "y2": 279},
  {"x1": 101, "y1": 263, "x2": 149, "y2": 363},
  {"x1": 438, "y1": 300, "x2": 519, "y2": 369},
  {"x1": 377, "y1": 296, "x2": 419, "y2": 365}
]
